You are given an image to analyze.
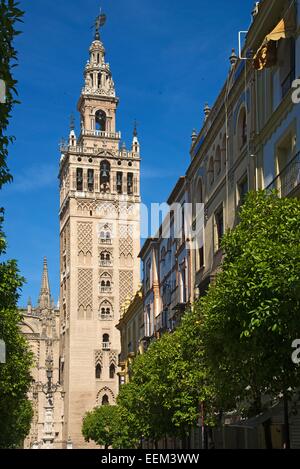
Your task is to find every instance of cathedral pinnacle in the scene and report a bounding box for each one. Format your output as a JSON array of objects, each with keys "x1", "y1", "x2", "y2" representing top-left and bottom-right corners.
[
  {"x1": 38, "y1": 257, "x2": 51, "y2": 310},
  {"x1": 133, "y1": 120, "x2": 138, "y2": 138}
]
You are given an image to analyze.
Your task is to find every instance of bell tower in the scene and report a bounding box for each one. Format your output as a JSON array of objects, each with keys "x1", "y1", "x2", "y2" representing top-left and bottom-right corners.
[{"x1": 59, "y1": 15, "x2": 141, "y2": 448}]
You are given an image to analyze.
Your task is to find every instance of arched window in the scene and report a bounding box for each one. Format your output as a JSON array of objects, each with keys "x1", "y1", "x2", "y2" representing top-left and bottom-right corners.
[
  {"x1": 100, "y1": 160, "x2": 110, "y2": 193},
  {"x1": 100, "y1": 251, "x2": 111, "y2": 266},
  {"x1": 95, "y1": 364, "x2": 101, "y2": 379},
  {"x1": 127, "y1": 173, "x2": 134, "y2": 195},
  {"x1": 103, "y1": 334, "x2": 110, "y2": 349},
  {"x1": 102, "y1": 394, "x2": 109, "y2": 406},
  {"x1": 109, "y1": 364, "x2": 116, "y2": 379},
  {"x1": 95, "y1": 110, "x2": 106, "y2": 131},
  {"x1": 76, "y1": 168, "x2": 83, "y2": 191},
  {"x1": 238, "y1": 107, "x2": 247, "y2": 150}
]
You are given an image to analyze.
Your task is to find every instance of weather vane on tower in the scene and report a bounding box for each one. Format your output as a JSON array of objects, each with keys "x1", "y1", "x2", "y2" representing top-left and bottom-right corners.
[{"x1": 94, "y1": 6, "x2": 107, "y2": 40}]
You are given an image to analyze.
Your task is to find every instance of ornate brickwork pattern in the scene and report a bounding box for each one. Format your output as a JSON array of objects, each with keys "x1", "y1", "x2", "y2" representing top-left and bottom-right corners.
[
  {"x1": 96, "y1": 386, "x2": 115, "y2": 405},
  {"x1": 109, "y1": 351, "x2": 118, "y2": 366},
  {"x1": 95, "y1": 350, "x2": 104, "y2": 367},
  {"x1": 119, "y1": 270, "x2": 133, "y2": 309},
  {"x1": 77, "y1": 200, "x2": 97, "y2": 213},
  {"x1": 97, "y1": 202, "x2": 118, "y2": 216},
  {"x1": 119, "y1": 225, "x2": 133, "y2": 257},
  {"x1": 78, "y1": 222, "x2": 93, "y2": 256},
  {"x1": 78, "y1": 269, "x2": 93, "y2": 309}
]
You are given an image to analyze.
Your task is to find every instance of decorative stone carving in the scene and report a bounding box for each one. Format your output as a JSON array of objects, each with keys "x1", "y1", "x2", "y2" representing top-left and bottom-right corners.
[
  {"x1": 78, "y1": 222, "x2": 93, "y2": 256},
  {"x1": 95, "y1": 350, "x2": 104, "y2": 367},
  {"x1": 78, "y1": 269, "x2": 93, "y2": 317},
  {"x1": 119, "y1": 270, "x2": 133, "y2": 310}
]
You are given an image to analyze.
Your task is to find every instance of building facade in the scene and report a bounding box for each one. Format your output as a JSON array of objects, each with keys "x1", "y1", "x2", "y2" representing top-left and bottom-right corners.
[
  {"x1": 117, "y1": 0, "x2": 300, "y2": 448},
  {"x1": 116, "y1": 288, "x2": 143, "y2": 384},
  {"x1": 58, "y1": 25, "x2": 141, "y2": 448},
  {"x1": 20, "y1": 258, "x2": 64, "y2": 449}
]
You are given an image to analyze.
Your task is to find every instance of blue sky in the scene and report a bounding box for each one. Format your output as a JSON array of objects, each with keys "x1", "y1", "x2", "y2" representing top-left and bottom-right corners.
[{"x1": 1, "y1": 0, "x2": 254, "y2": 306}]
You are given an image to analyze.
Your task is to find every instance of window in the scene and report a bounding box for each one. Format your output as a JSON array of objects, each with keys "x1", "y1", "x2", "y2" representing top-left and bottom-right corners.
[
  {"x1": 95, "y1": 364, "x2": 101, "y2": 379},
  {"x1": 145, "y1": 260, "x2": 151, "y2": 291},
  {"x1": 109, "y1": 364, "x2": 116, "y2": 379},
  {"x1": 279, "y1": 38, "x2": 296, "y2": 99},
  {"x1": 101, "y1": 307, "x2": 111, "y2": 319},
  {"x1": 102, "y1": 334, "x2": 110, "y2": 350},
  {"x1": 100, "y1": 230, "x2": 112, "y2": 244},
  {"x1": 102, "y1": 395, "x2": 109, "y2": 406},
  {"x1": 179, "y1": 263, "x2": 187, "y2": 304},
  {"x1": 95, "y1": 110, "x2": 106, "y2": 131},
  {"x1": 76, "y1": 168, "x2": 83, "y2": 191},
  {"x1": 100, "y1": 160, "x2": 110, "y2": 192},
  {"x1": 238, "y1": 175, "x2": 248, "y2": 207},
  {"x1": 144, "y1": 305, "x2": 153, "y2": 337},
  {"x1": 88, "y1": 169, "x2": 94, "y2": 192},
  {"x1": 199, "y1": 246, "x2": 204, "y2": 269},
  {"x1": 117, "y1": 172, "x2": 123, "y2": 194},
  {"x1": 215, "y1": 206, "x2": 224, "y2": 251},
  {"x1": 100, "y1": 252, "x2": 111, "y2": 266},
  {"x1": 127, "y1": 173, "x2": 133, "y2": 195},
  {"x1": 100, "y1": 280, "x2": 111, "y2": 293}
]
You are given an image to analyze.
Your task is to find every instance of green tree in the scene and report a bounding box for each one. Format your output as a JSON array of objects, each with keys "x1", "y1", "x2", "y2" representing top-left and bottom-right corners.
[
  {"x1": 0, "y1": 1, "x2": 33, "y2": 449},
  {"x1": 200, "y1": 191, "x2": 300, "y2": 446},
  {"x1": 0, "y1": 214, "x2": 33, "y2": 448},
  {"x1": 0, "y1": 0, "x2": 23, "y2": 188},
  {"x1": 82, "y1": 405, "x2": 120, "y2": 449},
  {"x1": 117, "y1": 322, "x2": 214, "y2": 448}
]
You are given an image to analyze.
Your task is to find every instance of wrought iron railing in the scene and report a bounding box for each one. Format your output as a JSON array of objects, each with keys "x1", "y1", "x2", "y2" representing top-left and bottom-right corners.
[{"x1": 266, "y1": 151, "x2": 300, "y2": 197}]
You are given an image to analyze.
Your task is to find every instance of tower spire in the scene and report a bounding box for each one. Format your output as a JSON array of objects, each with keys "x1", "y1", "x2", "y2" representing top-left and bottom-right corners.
[
  {"x1": 38, "y1": 257, "x2": 51, "y2": 310},
  {"x1": 132, "y1": 119, "x2": 140, "y2": 155}
]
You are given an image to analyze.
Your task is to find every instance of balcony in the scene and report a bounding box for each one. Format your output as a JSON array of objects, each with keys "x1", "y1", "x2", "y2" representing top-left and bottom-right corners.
[
  {"x1": 100, "y1": 260, "x2": 113, "y2": 267},
  {"x1": 266, "y1": 151, "x2": 300, "y2": 198},
  {"x1": 99, "y1": 238, "x2": 112, "y2": 245},
  {"x1": 100, "y1": 313, "x2": 113, "y2": 321},
  {"x1": 81, "y1": 129, "x2": 121, "y2": 140},
  {"x1": 102, "y1": 342, "x2": 111, "y2": 350},
  {"x1": 100, "y1": 286, "x2": 112, "y2": 294}
]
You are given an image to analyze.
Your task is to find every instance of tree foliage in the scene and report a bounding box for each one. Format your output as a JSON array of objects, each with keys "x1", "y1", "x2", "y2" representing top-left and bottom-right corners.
[
  {"x1": 200, "y1": 191, "x2": 300, "y2": 414},
  {"x1": 0, "y1": 0, "x2": 24, "y2": 189},
  {"x1": 82, "y1": 405, "x2": 121, "y2": 449},
  {"x1": 0, "y1": 213, "x2": 33, "y2": 448},
  {"x1": 0, "y1": 1, "x2": 32, "y2": 449}
]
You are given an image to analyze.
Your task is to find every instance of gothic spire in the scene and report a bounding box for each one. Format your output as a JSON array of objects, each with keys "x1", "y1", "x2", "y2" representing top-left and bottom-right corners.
[{"x1": 38, "y1": 257, "x2": 51, "y2": 310}]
